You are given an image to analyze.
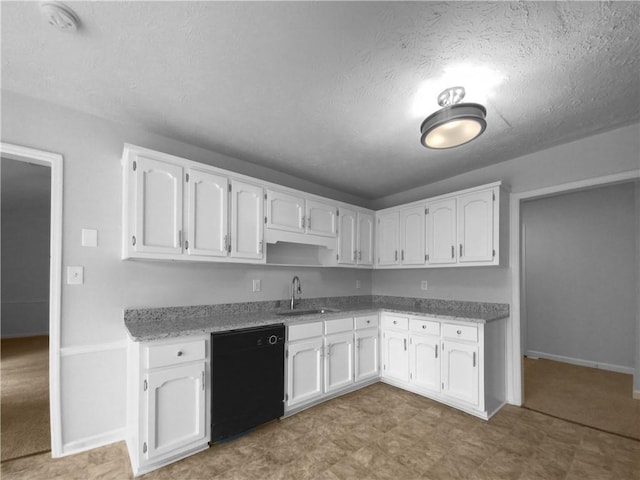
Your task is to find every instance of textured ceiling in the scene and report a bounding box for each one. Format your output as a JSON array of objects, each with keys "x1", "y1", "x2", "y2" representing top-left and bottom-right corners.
[{"x1": 2, "y1": 1, "x2": 639, "y2": 201}]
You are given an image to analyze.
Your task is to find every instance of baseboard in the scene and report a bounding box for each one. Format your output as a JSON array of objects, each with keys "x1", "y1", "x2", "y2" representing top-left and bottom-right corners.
[
  {"x1": 60, "y1": 427, "x2": 126, "y2": 457},
  {"x1": 526, "y1": 350, "x2": 634, "y2": 375},
  {"x1": 633, "y1": 390, "x2": 640, "y2": 400},
  {"x1": 1, "y1": 332, "x2": 49, "y2": 339}
]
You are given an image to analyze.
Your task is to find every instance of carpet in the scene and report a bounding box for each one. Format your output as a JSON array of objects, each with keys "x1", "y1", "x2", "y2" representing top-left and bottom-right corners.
[
  {"x1": 524, "y1": 356, "x2": 640, "y2": 440},
  {"x1": 1, "y1": 336, "x2": 51, "y2": 461}
]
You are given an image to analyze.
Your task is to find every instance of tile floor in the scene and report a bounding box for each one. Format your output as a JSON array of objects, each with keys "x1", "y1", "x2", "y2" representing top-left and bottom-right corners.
[{"x1": 2, "y1": 383, "x2": 639, "y2": 480}]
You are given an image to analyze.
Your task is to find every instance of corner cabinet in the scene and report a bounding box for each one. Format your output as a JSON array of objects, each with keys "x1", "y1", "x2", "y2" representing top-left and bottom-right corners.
[
  {"x1": 380, "y1": 312, "x2": 506, "y2": 420},
  {"x1": 123, "y1": 145, "x2": 265, "y2": 263},
  {"x1": 127, "y1": 335, "x2": 210, "y2": 477}
]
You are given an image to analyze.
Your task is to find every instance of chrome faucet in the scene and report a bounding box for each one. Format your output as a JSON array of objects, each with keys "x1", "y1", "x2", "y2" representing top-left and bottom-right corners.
[{"x1": 290, "y1": 276, "x2": 302, "y2": 309}]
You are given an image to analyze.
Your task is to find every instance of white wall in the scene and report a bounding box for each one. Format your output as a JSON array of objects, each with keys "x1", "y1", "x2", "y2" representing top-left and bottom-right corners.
[
  {"x1": 1, "y1": 160, "x2": 51, "y2": 338},
  {"x1": 1, "y1": 91, "x2": 372, "y2": 452},
  {"x1": 2, "y1": 89, "x2": 639, "y2": 450},
  {"x1": 522, "y1": 183, "x2": 637, "y2": 371}
]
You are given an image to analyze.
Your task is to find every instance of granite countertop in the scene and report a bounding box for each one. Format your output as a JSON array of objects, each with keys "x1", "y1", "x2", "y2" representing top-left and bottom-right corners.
[{"x1": 124, "y1": 295, "x2": 509, "y2": 342}]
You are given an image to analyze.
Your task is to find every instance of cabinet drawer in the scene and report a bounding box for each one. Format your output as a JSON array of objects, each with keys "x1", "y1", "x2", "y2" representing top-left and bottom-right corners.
[
  {"x1": 381, "y1": 315, "x2": 408, "y2": 330},
  {"x1": 410, "y1": 318, "x2": 440, "y2": 336},
  {"x1": 145, "y1": 339, "x2": 206, "y2": 369},
  {"x1": 325, "y1": 317, "x2": 353, "y2": 335},
  {"x1": 355, "y1": 315, "x2": 379, "y2": 330},
  {"x1": 288, "y1": 321, "x2": 323, "y2": 341},
  {"x1": 443, "y1": 323, "x2": 478, "y2": 342}
]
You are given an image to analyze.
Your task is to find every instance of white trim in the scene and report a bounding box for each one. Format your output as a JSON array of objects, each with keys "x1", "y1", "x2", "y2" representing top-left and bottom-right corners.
[
  {"x1": 1, "y1": 142, "x2": 64, "y2": 458},
  {"x1": 509, "y1": 169, "x2": 640, "y2": 407},
  {"x1": 526, "y1": 350, "x2": 635, "y2": 375},
  {"x1": 61, "y1": 427, "x2": 126, "y2": 457},
  {"x1": 60, "y1": 340, "x2": 128, "y2": 357},
  {"x1": 633, "y1": 390, "x2": 640, "y2": 400}
]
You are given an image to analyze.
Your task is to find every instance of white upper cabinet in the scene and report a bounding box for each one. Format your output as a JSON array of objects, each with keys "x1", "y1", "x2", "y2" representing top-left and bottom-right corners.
[
  {"x1": 457, "y1": 189, "x2": 495, "y2": 263},
  {"x1": 122, "y1": 145, "x2": 265, "y2": 263},
  {"x1": 306, "y1": 200, "x2": 338, "y2": 237},
  {"x1": 338, "y1": 208, "x2": 357, "y2": 265},
  {"x1": 131, "y1": 155, "x2": 184, "y2": 256},
  {"x1": 186, "y1": 169, "x2": 228, "y2": 258},
  {"x1": 427, "y1": 198, "x2": 457, "y2": 265},
  {"x1": 400, "y1": 205, "x2": 426, "y2": 266},
  {"x1": 266, "y1": 189, "x2": 305, "y2": 234},
  {"x1": 338, "y1": 209, "x2": 374, "y2": 266},
  {"x1": 230, "y1": 180, "x2": 264, "y2": 260},
  {"x1": 377, "y1": 211, "x2": 400, "y2": 266},
  {"x1": 356, "y1": 212, "x2": 375, "y2": 266}
]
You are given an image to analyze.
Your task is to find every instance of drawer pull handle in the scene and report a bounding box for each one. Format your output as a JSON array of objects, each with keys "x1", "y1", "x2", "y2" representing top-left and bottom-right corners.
[
  {"x1": 176, "y1": 351, "x2": 183, "y2": 357},
  {"x1": 366, "y1": 320, "x2": 370, "y2": 324},
  {"x1": 422, "y1": 325, "x2": 426, "y2": 329},
  {"x1": 456, "y1": 329, "x2": 462, "y2": 335},
  {"x1": 393, "y1": 320, "x2": 397, "y2": 325}
]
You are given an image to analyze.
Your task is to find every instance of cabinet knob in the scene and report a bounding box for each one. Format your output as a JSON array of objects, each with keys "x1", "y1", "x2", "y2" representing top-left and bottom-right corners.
[
  {"x1": 366, "y1": 320, "x2": 370, "y2": 324},
  {"x1": 176, "y1": 351, "x2": 183, "y2": 357},
  {"x1": 393, "y1": 320, "x2": 397, "y2": 325},
  {"x1": 422, "y1": 325, "x2": 426, "y2": 329},
  {"x1": 456, "y1": 330, "x2": 462, "y2": 335}
]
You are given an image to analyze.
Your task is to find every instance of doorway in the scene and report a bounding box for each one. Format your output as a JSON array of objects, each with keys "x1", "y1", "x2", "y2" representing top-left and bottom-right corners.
[
  {"x1": 519, "y1": 181, "x2": 639, "y2": 439},
  {"x1": 0, "y1": 143, "x2": 63, "y2": 459}
]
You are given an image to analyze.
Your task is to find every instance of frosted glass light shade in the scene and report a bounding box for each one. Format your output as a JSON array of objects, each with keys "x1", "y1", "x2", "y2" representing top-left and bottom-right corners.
[{"x1": 420, "y1": 103, "x2": 487, "y2": 149}]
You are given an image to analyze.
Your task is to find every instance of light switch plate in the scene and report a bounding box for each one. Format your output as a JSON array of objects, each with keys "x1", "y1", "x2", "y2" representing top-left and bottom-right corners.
[
  {"x1": 252, "y1": 279, "x2": 261, "y2": 292},
  {"x1": 356, "y1": 280, "x2": 361, "y2": 289},
  {"x1": 67, "y1": 266, "x2": 84, "y2": 285},
  {"x1": 421, "y1": 280, "x2": 428, "y2": 291},
  {"x1": 82, "y1": 229, "x2": 97, "y2": 247}
]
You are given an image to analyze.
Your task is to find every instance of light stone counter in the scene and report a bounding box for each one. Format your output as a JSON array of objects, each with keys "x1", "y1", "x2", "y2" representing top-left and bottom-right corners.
[{"x1": 124, "y1": 295, "x2": 509, "y2": 342}]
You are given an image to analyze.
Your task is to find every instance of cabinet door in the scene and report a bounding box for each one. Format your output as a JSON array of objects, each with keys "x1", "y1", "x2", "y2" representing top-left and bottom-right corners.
[
  {"x1": 427, "y1": 199, "x2": 457, "y2": 265},
  {"x1": 229, "y1": 180, "x2": 264, "y2": 260},
  {"x1": 357, "y1": 212, "x2": 375, "y2": 266},
  {"x1": 324, "y1": 332, "x2": 354, "y2": 394},
  {"x1": 458, "y1": 189, "x2": 495, "y2": 263},
  {"x1": 132, "y1": 156, "x2": 183, "y2": 255},
  {"x1": 442, "y1": 340, "x2": 479, "y2": 406},
  {"x1": 306, "y1": 200, "x2": 338, "y2": 237},
  {"x1": 381, "y1": 329, "x2": 409, "y2": 382},
  {"x1": 409, "y1": 334, "x2": 440, "y2": 393},
  {"x1": 287, "y1": 337, "x2": 323, "y2": 408},
  {"x1": 338, "y1": 208, "x2": 357, "y2": 265},
  {"x1": 186, "y1": 170, "x2": 228, "y2": 257},
  {"x1": 355, "y1": 328, "x2": 379, "y2": 382},
  {"x1": 400, "y1": 205, "x2": 426, "y2": 265},
  {"x1": 266, "y1": 189, "x2": 305, "y2": 233},
  {"x1": 144, "y1": 362, "x2": 206, "y2": 461},
  {"x1": 377, "y1": 212, "x2": 400, "y2": 265}
]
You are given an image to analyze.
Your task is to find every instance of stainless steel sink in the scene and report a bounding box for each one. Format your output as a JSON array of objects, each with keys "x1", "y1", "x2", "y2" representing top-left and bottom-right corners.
[{"x1": 276, "y1": 308, "x2": 340, "y2": 316}]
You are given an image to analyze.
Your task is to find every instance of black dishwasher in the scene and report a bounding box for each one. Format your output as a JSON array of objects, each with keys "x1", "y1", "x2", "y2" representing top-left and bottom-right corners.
[{"x1": 211, "y1": 324, "x2": 285, "y2": 442}]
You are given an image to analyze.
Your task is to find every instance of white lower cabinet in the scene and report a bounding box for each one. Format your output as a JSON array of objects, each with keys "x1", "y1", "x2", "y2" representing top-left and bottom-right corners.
[
  {"x1": 286, "y1": 336, "x2": 324, "y2": 407},
  {"x1": 285, "y1": 315, "x2": 379, "y2": 413},
  {"x1": 324, "y1": 332, "x2": 354, "y2": 394},
  {"x1": 380, "y1": 313, "x2": 505, "y2": 420},
  {"x1": 127, "y1": 335, "x2": 210, "y2": 477}
]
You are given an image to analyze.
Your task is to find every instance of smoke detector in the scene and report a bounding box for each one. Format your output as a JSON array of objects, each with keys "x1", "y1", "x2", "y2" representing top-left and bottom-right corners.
[{"x1": 40, "y1": 2, "x2": 80, "y2": 32}]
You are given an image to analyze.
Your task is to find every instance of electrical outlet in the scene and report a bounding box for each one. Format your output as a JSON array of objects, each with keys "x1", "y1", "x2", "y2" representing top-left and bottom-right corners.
[
  {"x1": 356, "y1": 279, "x2": 361, "y2": 289},
  {"x1": 421, "y1": 280, "x2": 428, "y2": 291},
  {"x1": 252, "y1": 279, "x2": 261, "y2": 292}
]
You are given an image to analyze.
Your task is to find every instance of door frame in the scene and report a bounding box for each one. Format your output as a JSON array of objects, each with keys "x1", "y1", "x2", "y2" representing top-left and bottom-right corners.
[
  {"x1": 508, "y1": 169, "x2": 639, "y2": 406},
  {"x1": 1, "y1": 142, "x2": 64, "y2": 457}
]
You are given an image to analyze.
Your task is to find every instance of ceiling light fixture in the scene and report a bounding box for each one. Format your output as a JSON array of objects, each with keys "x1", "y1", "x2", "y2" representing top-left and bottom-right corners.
[
  {"x1": 40, "y1": 2, "x2": 80, "y2": 32},
  {"x1": 420, "y1": 86, "x2": 486, "y2": 149}
]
